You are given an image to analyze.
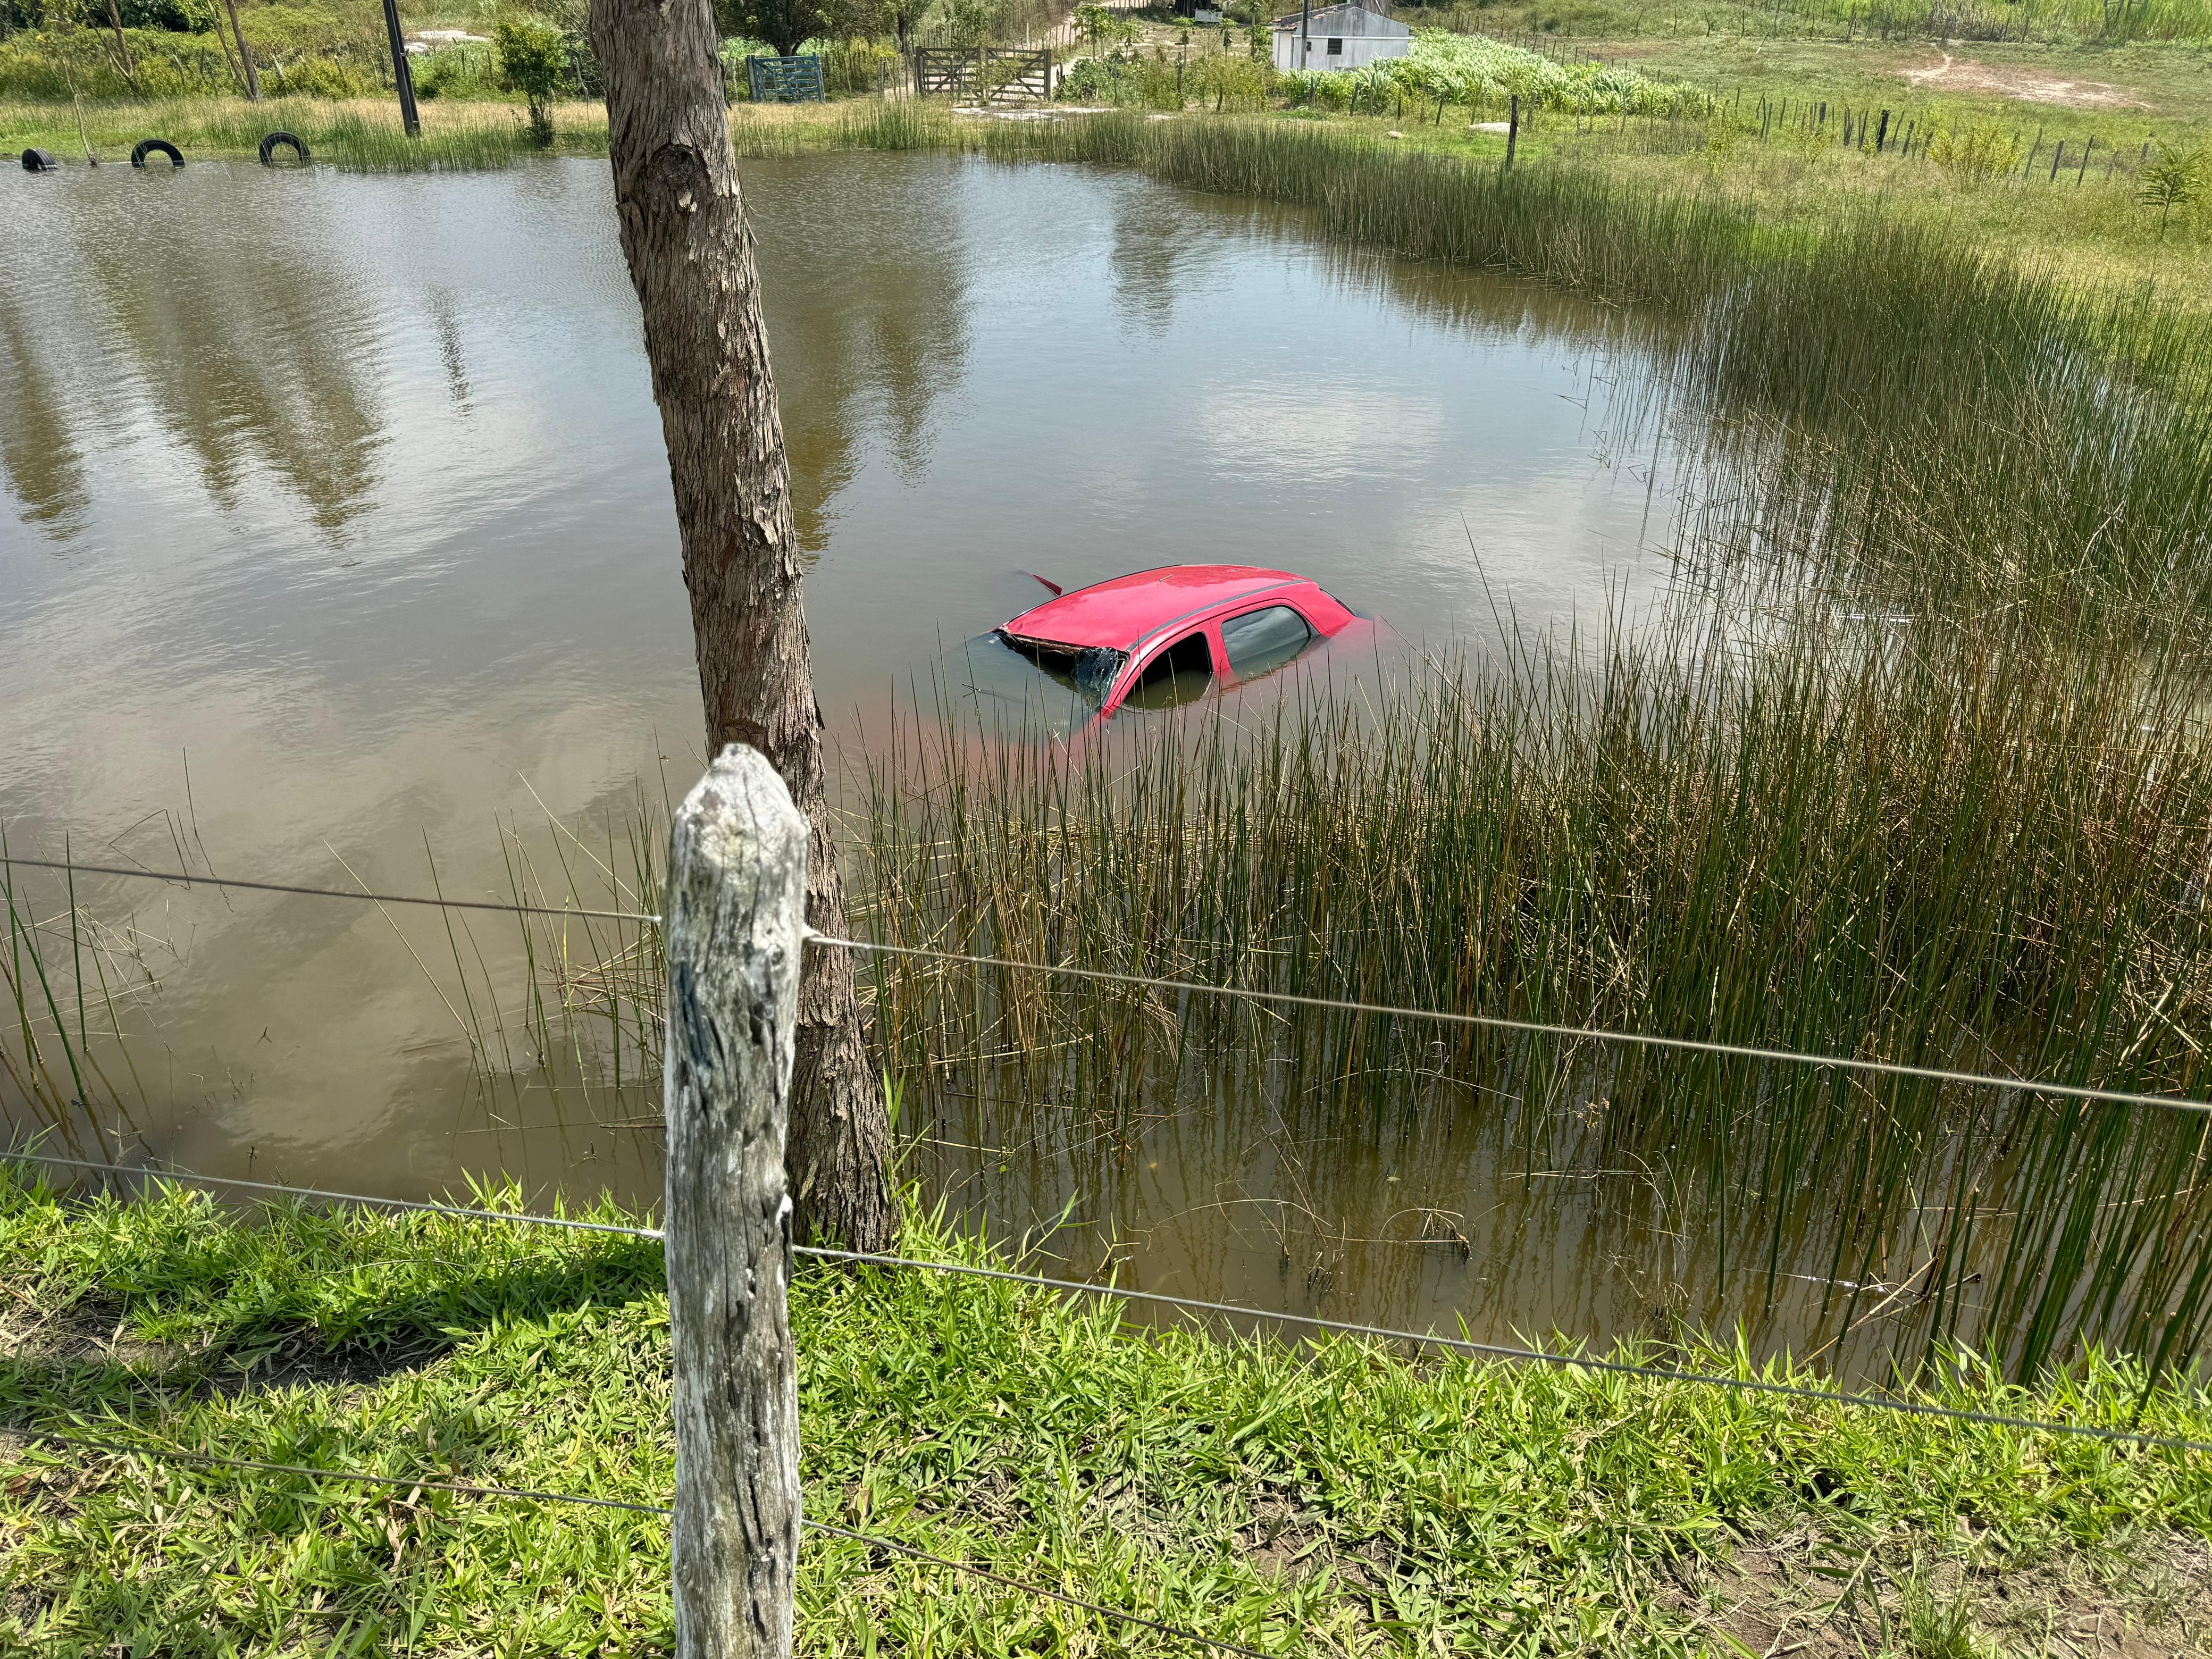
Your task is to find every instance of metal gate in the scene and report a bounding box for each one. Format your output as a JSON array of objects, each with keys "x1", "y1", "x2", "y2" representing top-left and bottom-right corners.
[
  {"x1": 912, "y1": 47, "x2": 1051, "y2": 103},
  {"x1": 746, "y1": 54, "x2": 825, "y2": 103}
]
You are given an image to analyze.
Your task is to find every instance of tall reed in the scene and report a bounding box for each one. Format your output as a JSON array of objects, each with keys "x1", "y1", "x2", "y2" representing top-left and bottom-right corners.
[{"x1": 859, "y1": 600, "x2": 2212, "y2": 1384}]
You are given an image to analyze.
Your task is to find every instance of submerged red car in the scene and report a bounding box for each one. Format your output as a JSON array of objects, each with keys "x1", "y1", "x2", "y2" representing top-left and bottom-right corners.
[{"x1": 996, "y1": 565, "x2": 1360, "y2": 718}]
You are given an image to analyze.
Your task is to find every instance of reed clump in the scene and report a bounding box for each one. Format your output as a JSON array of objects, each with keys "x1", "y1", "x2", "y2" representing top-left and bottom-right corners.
[{"x1": 860, "y1": 601, "x2": 2212, "y2": 1385}]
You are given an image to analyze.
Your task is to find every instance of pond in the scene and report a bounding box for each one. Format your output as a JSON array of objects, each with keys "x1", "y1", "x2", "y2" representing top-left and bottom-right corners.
[{"x1": 1, "y1": 149, "x2": 1710, "y2": 1355}]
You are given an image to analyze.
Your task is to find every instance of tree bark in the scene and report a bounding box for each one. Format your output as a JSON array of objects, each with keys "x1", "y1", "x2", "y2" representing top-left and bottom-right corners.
[
  {"x1": 590, "y1": 0, "x2": 898, "y2": 1253},
  {"x1": 102, "y1": 0, "x2": 141, "y2": 98},
  {"x1": 222, "y1": 0, "x2": 261, "y2": 100}
]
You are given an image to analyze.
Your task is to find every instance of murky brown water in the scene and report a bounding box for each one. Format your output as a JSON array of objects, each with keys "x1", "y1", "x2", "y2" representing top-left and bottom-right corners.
[{"x1": 1, "y1": 150, "x2": 1750, "y2": 1359}]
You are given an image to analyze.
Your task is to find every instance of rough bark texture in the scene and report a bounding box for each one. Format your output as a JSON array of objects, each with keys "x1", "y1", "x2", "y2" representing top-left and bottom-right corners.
[
  {"x1": 591, "y1": 0, "x2": 896, "y2": 1253},
  {"x1": 663, "y1": 745, "x2": 803, "y2": 1659},
  {"x1": 222, "y1": 0, "x2": 260, "y2": 100}
]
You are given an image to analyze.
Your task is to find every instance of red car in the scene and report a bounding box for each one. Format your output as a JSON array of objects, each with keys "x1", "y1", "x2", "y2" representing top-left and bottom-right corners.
[{"x1": 997, "y1": 565, "x2": 1361, "y2": 718}]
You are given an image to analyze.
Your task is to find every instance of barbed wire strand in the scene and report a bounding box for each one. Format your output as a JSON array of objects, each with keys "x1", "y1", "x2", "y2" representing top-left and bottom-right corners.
[
  {"x1": 10, "y1": 1150, "x2": 2208, "y2": 1456},
  {"x1": 8, "y1": 854, "x2": 2208, "y2": 1117},
  {"x1": 805, "y1": 932, "x2": 2212, "y2": 1119},
  {"x1": 7, "y1": 1427, "x2": 1276, "y2": 1657},
  {"x1": 0, "y1": 856, "x2": 657, "y2": 924}
]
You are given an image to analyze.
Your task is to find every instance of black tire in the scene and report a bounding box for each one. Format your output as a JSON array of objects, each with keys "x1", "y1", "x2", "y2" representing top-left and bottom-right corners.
[
  {"x1": 130, "y1": 138, "x2": 184, "y2": 169},
  {"x1": 257, "y1": 130, "x2": 309, "y2": 166},
  {"x1": 20, "y1": 148, "x2": 58, "y2": 172}
]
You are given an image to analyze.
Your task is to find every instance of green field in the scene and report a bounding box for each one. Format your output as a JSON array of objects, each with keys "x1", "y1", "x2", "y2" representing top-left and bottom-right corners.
[{"x1": 5, "y1": 1168, "x2": 2212, "y2": 1655}]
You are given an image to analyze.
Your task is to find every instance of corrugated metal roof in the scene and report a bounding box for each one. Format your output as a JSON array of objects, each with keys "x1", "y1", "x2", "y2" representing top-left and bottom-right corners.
[{"x1": 1270, "y1": 3, "x2": 1412, "y2": 32}]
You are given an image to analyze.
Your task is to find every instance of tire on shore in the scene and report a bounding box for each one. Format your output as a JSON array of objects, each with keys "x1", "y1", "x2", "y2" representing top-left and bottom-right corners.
[
  {"x1": 130, "y1": 138, "x2": 184, "y2": 169},
  {"x1": 258, "y1": 130, "x2": 309, "y2": 166}
]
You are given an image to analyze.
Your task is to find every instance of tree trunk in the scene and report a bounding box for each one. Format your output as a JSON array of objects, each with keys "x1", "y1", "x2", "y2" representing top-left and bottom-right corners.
[
  {"x1": 223, "y1": 0, "x2": 261, "y2": 100},
  {"x1": 103, "y1": 0, "x2": 141, "y2": 98},
  {"x1": 590, "y1": 0, "x2": 898, "y2": 1253}
]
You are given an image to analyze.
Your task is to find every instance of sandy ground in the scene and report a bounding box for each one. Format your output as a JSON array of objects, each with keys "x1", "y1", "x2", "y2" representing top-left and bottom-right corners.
[{"x1": 1901, "y1": 51, "x2": 2153, "y2": 108}]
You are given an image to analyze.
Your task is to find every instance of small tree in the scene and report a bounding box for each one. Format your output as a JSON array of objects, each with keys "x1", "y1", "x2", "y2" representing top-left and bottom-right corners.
[
  {"x1": 734, "y1": 0, "x2": 826, "y2": 56},
  {"x1": 2139, "y1": 143, "x2": 2205, "y2": 240},
  {"x1": 938, "y1": 0, "x2": 993, "y2": 46},
  {"x1": 496, "y1": 13, "x2": 569, "y2": 145}
]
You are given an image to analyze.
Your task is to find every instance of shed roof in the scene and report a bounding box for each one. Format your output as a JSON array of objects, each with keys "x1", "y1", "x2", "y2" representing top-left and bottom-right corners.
[{"x1": 1271, "y1": 3, "x2": 1412, "y2": 32}]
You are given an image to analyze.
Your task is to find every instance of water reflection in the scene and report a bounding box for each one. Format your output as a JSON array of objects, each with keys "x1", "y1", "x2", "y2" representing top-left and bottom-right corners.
[
  {"x1": 0, "y1": 294, "x2": 89, "y2": 539},
  {"x1": 2, "y1": 151, "x2": 1724, "y2": 1368},
  {"x1": 69, "y1": 180, "x2": 383, "y2": 533},
  {"x1": 759, "y1": 153, "x2": 972, "y2": 547}
]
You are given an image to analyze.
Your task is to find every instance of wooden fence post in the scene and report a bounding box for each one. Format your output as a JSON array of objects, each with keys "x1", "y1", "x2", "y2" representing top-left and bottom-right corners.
[{"x1": 664, "y1": 744, "x2": 808, "y2": 1659}]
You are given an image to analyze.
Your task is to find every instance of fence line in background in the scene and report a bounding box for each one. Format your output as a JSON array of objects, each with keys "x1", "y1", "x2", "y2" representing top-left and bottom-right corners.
[
  {"x1": 11, "y1": 853, "x2": 2212, "y2": 1119},
  {"x1": 11, "y1": 1148, "x2": 2210, "y2": 1457},
  {"x1": 7, "y1": 1428, "x2": 1277, "y2": 1658}
]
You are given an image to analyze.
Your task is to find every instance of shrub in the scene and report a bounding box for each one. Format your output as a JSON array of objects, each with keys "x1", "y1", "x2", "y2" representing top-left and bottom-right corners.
[
  {"x1": 494, "y1": 12, "x2": 569, "y2": 143},
  {"x1": 410, "y1": 41, "x2": 498, "y2": 100},
  {"x1": 1930, "y1": 124, "x2": 2023, "y2": 184}
]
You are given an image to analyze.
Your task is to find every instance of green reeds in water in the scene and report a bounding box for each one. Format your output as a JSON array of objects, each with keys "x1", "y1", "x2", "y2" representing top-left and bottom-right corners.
[
  {"x1": 0, "y1": 842, "x2": 154, "y2": 1161},
  {"x1": 857, "y1": 599, "x2": 2212, "y2": 1387}
]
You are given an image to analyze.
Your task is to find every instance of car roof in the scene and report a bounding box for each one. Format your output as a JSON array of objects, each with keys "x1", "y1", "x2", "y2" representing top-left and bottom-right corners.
[{"x1": 1003, "y1": 565, "x2": 1311, "y2": 652}]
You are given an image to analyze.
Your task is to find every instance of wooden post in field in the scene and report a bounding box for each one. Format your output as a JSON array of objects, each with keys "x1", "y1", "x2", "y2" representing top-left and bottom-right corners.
[
  {"x1": 663, "y1": 744, "x2": 806, "y2": 1659},
  {"x1": 1506, "y1": 94, "x2": 1518, "y2": 167}
]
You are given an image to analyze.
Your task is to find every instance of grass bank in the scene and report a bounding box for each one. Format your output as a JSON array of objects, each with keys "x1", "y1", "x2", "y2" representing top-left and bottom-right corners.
[
  {"x1": 0, "y1": 93, "x2": 607, "y2": 170},
  {"x1": 4, "y1": 1166, "x2": 2211, "y2": 1655}
]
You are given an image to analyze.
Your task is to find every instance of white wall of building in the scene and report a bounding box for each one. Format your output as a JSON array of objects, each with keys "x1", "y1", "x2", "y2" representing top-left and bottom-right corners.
[
  {"x1": 1270, "y1": 6, "x2": 1413, "y2": 72},
  {"x1": 1272, "y1": 30, "x2": 1411, "y2": 70}
]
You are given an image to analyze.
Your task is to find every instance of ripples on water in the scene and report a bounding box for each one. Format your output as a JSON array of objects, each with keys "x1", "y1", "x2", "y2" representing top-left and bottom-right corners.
[{"x1": 1, "y1": 150, "x2": 1711, "y2": 1351}]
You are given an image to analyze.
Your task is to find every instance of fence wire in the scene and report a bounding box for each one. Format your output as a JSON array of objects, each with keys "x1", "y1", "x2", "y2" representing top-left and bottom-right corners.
[
  {"x1": 6, "y1": 1426, "x2": 1277, "y2": 1657},
  {"x1": 11, "y1": 1150, "x2": 2209, "y2": 1457},
  {"x1": 10, "y1": 853, "x2": 2212, "y2": 1118},
  {"x1": 0, "y1": 854, "x2": 656, "y2": 923}
]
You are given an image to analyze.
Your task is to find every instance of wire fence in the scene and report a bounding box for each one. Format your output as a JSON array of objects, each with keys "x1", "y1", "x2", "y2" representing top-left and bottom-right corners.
[
  {"x1": 9, "y1": 814, "x2": 2212, "y2": 1655},
  {"x1": 10, "y1": 852, "x2": 2210, "y2": 1118}
]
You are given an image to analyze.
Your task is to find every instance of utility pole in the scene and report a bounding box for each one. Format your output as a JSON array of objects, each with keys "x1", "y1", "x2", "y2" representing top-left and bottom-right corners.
[
  {"x1": 1299, "y1": 0, "x2": 1309, "y2": 68},
  {"x1": 380, "y1": 0, "x2": 421, "y2": 137}
]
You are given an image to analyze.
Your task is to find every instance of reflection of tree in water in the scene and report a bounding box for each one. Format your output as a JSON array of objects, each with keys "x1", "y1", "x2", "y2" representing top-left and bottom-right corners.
[
  {"x1": 754, "y1": 158, "x2": 971, "y2": 556},
  {"x1": 77, "y1": 216, "x2": 381, "y2": 535},
  {"x1": 1109, "y1": 186, "x2": 1193, "y2": 340},
  {"x1": 0, "y1": 295, "x2": 89, "y2": 540}
]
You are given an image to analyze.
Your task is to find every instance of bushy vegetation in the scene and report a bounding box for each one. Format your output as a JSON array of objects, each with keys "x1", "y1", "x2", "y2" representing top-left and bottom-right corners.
[{"x1": 1318, "y1": 28, "x2": 1702, "y2": 114}]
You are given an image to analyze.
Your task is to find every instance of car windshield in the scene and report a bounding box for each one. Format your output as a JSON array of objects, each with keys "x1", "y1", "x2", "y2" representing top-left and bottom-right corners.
[
  {"x1": 993, "y1": 631, "x2": 1128, "y2": 704},
  {"x1": 945, "y1": 633, "x2": 1119, "y2": 741}
]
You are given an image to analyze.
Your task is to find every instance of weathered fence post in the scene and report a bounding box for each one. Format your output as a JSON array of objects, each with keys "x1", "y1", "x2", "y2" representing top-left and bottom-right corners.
[{"x1": 664, "y1": 744, "x2": 807, "y2": 1659}]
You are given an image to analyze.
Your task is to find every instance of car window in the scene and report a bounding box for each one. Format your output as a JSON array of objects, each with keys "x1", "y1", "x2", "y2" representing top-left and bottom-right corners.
[
  {"x1": 1219, "y1": 606, "x2": 1313, "y2": 681},
  {"x1": 1120, "y1": 630, "x2": 1214, "y2": 711}
]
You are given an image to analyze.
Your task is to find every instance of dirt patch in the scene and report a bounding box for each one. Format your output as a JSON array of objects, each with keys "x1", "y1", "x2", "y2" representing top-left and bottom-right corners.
[
  {"x1": 1903, "y1": 52, "x2": 2152, "y2": 109},
  {"x1": 1668, "y1": 1526, "x2": 2212, "y2": 1656}
]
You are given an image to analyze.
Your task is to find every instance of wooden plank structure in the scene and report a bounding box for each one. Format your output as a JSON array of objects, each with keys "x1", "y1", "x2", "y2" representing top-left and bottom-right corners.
[
  {"x1": 913, "y1": 46, "x2": 1051, "y2": 102},
  {"x1": 747, "y1": 53, "x2": 825, "y2": 103}
]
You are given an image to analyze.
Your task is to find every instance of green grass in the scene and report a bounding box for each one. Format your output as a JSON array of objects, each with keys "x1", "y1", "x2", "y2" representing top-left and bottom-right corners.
[
  {"x1": 4, "y1": 1166, "x2": 2210, "y2": 1655},
  {"x1": 0, "y1": 93, "x2": 605, "y2": 170}
]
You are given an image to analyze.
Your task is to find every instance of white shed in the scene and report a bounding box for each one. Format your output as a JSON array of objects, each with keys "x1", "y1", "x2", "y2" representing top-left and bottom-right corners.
[{"x1": 1271, "y1": 4, "x2": 1412, "y2": 72}]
